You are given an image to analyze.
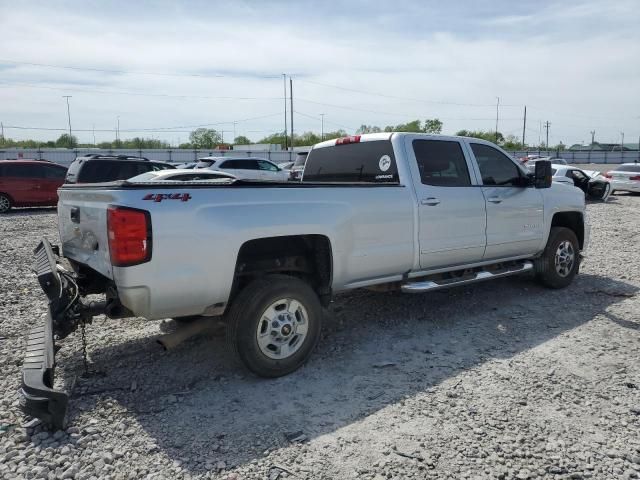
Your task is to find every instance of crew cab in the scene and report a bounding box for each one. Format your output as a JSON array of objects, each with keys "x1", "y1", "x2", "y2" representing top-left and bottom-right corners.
[{"x1": 21, "y1": 133, "x2": 588, "y2": 428}]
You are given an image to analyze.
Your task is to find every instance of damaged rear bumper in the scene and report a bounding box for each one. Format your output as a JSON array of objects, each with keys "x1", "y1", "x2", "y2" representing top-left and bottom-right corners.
[
  {"x1": 20, "y1": 310, "x2": 68, "y2": 430},
  {"x1": 20, "y1": 239, "x2": 70, "y2": 430}
]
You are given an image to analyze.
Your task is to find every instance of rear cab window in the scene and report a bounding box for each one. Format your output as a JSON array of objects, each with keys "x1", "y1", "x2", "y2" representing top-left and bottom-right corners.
[{"x1": 303, "y1": 140, "x2": 399, "y2": 183}]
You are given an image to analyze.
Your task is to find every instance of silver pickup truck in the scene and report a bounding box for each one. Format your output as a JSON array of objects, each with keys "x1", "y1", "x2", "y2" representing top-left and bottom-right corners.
[{"x1": 22, "y1": 133, "x2": 588, "y2": 428}]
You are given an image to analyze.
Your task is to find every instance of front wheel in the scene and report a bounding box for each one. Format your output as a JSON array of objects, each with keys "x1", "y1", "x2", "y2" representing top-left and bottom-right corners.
[
  {"x1": 225, "y1": 275, "x2": 322, "y2": 377},
  {"x1": 534, "y1": 227, "x2": 580, "y2": 289},
  {"x1": 0, "y1": 194, "x2": 12, "y2": 213}
]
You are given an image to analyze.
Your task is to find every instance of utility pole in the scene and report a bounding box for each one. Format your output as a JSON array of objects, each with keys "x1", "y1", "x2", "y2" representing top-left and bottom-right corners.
[
  {"x1": 620, "y1": 131, "x2": 624, "y2": 151},
  {"x1": 544, "y1": 121, "x2": 551, "y2": 150},
  {"x1": 1, "y1": 121, "x2": 4, "y2": 143},
  {"x1": 92, "y1": 124, "x2": 96, "y2": 146},
  {"x1": 521, "y1": 106, "x2": 526, "y2": 148},
  {"x1": 116, "y1": 116, "x2": 120, "y2": 142},
  {"x1": 290, "y1": 77, "x2": 294, "y2": 150},
  {"x1": 282, "y1": 74, "x2": 288, "y2": 150},
  {"x1": 233, "y1": 121, "x2": 237, "y2": 142},
  {"x1": 62, "y1": 96, "x2": 72, "y2": 139},
  {"x1": 590, "y1": 130, "x2": 595, "y2": 145},
  {"x1": 320, "y1": 113, "x2": 325, "y2": 141},
  {"x1": 495, "y1": 97, "x2": 500, "y2": 143}
]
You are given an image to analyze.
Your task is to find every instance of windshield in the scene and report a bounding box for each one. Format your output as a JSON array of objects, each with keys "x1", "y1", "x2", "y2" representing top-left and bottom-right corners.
[{"x1": 293, "y1": 153, "x2": 308, "y2": 167}]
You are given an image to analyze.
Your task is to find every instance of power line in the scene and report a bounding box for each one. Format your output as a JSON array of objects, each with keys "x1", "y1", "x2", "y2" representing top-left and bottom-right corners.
[
  {"x1": 0, "y1": 81, "x2": 281, "y2": 101},
  {"x1": 297, "y1": 78, "x2": 520, "y2": 107},
  {"x1": 296, "y1": 98, "x2": 521, "y2": 121},
  {"x1": 0, "y1": 59, "x2": 281, "y2": 79},
  {"x1": 1, "y1": 112, "x2": 284, "y2": 134},
  {"x1": 293, "y1": 110, "x2": 356, "y2": 132}
]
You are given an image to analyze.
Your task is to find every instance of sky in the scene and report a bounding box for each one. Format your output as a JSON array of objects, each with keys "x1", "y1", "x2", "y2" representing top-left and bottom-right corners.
[{"x1": 0, "y1": 0, "x2": 639, "y2": 147}]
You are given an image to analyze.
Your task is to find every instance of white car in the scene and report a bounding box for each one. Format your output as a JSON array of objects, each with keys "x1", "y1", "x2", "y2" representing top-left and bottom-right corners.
[
  {"x1": 195, "y1": 156, "x2": 289, "y2": 181},
  {"x1": 551, "y1": 164, "x2": 611, "y2": 201},
  {"x1": 525, "y1": 157, "x2": 567, "y2": 172},
  {"x1": 604, "y1": 163, "x2": 640, "y2": 194},
  {"x1": 127, "y1": 168, "x2": 236, "y2": 183}
]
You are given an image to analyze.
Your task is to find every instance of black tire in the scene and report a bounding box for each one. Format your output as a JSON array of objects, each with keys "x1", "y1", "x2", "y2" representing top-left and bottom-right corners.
[
  {"x1": 225, "y1": 274, "x2": 322, "y2": 378},
  {"x1": 534, "y1": 227, "x2": 580, "y2": 289},
  {"x1": 0, "y1": 194, "x2": 12, "y2": 214}
]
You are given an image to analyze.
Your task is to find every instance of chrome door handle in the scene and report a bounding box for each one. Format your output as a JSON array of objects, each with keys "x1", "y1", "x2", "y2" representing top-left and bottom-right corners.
[
  {"x1": 487, "y1": 196, "x2": 502, "y2": 203},
  {"x1": 421, "y1": 197, "x2": 440, "y2": 206}
]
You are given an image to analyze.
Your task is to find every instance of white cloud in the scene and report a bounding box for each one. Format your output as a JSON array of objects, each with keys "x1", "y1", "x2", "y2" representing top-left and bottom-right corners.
[{"x1": 0, "y1": 0, "x2": 638, "y2": 146}]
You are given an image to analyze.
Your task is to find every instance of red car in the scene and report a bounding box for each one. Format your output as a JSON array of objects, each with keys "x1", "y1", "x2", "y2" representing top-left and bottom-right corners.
[{"x1": 0, "y1": 160, "x2": 68, "y2": 213}]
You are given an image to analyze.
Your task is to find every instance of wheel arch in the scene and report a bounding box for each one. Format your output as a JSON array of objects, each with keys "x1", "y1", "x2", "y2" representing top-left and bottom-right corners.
[
  {"x1": 551, "y1": 211, "x2": 584, "y2": 249},
  {"x1": 231, "y1": 234, "x2": 333, "y2": 305}
]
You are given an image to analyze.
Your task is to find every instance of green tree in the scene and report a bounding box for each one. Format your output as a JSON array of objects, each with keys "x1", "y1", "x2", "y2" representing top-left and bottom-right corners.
[
  {"x1": 423, "y1": 118, "x2": 443, "y2": 134},
  {"x1": 233, "y1": 135, "x2": 251, "y2": 145},
  {"x1": 189, "y1": 128, "x2": 222, "y2": 148},
  {"x1": 257, "y1": 132, "x2": 287, "y2": 146},
  {"x1": 456, "y1": 130, "x2": 504, "y2": 144},
  {"x1": 55, "y1": 133, "x2": 78, "y2": 148},
  {"x1": 384, "y1": 119, "x2": 423, "y2": 133},
  {"x1": 294, "y1": 131, "x2": 321, "y2": 146},
  {"x1": 356, "y1": 125, "x2": 382, "y2": 134},
  {"x1": 502, "y1": 134, "x2": 524, "y2": 150}
]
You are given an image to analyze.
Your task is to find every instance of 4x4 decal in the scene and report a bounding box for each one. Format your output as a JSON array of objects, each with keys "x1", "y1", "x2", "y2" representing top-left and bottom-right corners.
[{"x1": 142, "y1": 193, "x2": 192, "y2": 202}]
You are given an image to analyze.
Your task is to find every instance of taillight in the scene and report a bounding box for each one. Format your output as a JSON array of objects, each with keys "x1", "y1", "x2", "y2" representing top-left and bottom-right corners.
[
  {"x1": 603, "y1": 172, "x2": 612, "y2": 179},
  {"x1": 107, "y1": 206, "x2": 152, "y2": 267},
  {"x1": 335, "y1": 135, "x2": 361, "y2": 145},
  {"x1": 629, "y1": 175, "x2": 640, "y2": 181}
]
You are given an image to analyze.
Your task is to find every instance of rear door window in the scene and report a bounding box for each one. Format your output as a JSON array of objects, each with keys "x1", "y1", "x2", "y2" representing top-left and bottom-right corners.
[
  {"x1": 303, "y1": 140, "x2": 398, "y2": 183},
  {"x1": 258, "y1": 160, "x2": 278, "y2": 171},
  {"x1": 4, "y1": 164, "x2": 41, "y2": 178},
  {"x1": 412, "y1": 140, "x2": 471, "y2": 187}
]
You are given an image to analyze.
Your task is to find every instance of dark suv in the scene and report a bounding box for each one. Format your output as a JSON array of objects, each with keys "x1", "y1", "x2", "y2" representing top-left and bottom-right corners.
[
  {"x1": 65, "y1": 155, "x2": 174, "y2": 183},
  {"x1": 0, "y1": 160, "x2": 68, "y2": 213}
]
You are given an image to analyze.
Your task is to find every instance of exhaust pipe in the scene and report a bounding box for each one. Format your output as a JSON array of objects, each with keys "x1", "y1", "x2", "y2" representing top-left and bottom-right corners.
[{"x1": 157, "y1": 316, "x2": 219, "y2": 350}]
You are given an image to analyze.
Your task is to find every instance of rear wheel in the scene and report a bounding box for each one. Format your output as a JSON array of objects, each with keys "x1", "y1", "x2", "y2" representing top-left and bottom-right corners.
[
  {"x1": 534, "y1": 227, "x2": 580, "y2": 289},
  {"x1": 0, "y1": 194, "x2": 12, "y2": 213},
  {"x1": 225, "y1": 275, "x2": 322, "y2": 377}
]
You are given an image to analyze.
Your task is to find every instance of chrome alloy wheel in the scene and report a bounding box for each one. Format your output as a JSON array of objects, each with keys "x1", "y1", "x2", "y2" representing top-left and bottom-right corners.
[
  {"x1": 256, "y1": 298, "x2": 309, "y2": 359},
  {"x1": 554, "y1": 240, "x2": 575, "y2": 277}
]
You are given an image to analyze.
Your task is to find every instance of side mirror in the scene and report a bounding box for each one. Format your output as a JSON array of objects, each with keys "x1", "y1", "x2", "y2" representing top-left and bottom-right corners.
[{"x1": 534, "y1": 160, "x2": 552, "y2": 188}]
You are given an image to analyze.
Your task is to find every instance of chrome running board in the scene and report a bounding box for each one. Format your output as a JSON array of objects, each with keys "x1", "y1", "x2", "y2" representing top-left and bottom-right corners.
[{"x1": 401, "y1": 261, "x2": 534, "y2": 293}]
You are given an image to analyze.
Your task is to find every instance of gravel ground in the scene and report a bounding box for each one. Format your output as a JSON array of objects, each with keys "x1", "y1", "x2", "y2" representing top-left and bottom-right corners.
[{"x1": 1, "y1": 194, "x2": 639, "y2": 480}]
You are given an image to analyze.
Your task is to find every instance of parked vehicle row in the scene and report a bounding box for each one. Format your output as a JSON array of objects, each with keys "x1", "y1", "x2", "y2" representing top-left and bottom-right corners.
[{"x1": 0, "y1": 150, "x2": 636, "y2": 214}]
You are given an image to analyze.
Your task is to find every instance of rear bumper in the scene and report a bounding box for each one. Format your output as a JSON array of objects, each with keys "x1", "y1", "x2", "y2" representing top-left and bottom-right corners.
[
  {"x1": 20, "y1": 239, "x2": 70, "y2": 430},
  {"x1": 20, "y1": 310, "x2": 68, "y2": 430},
  {"x1": 610, "y1": 180, "x2": 640, "y2": 192}
]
